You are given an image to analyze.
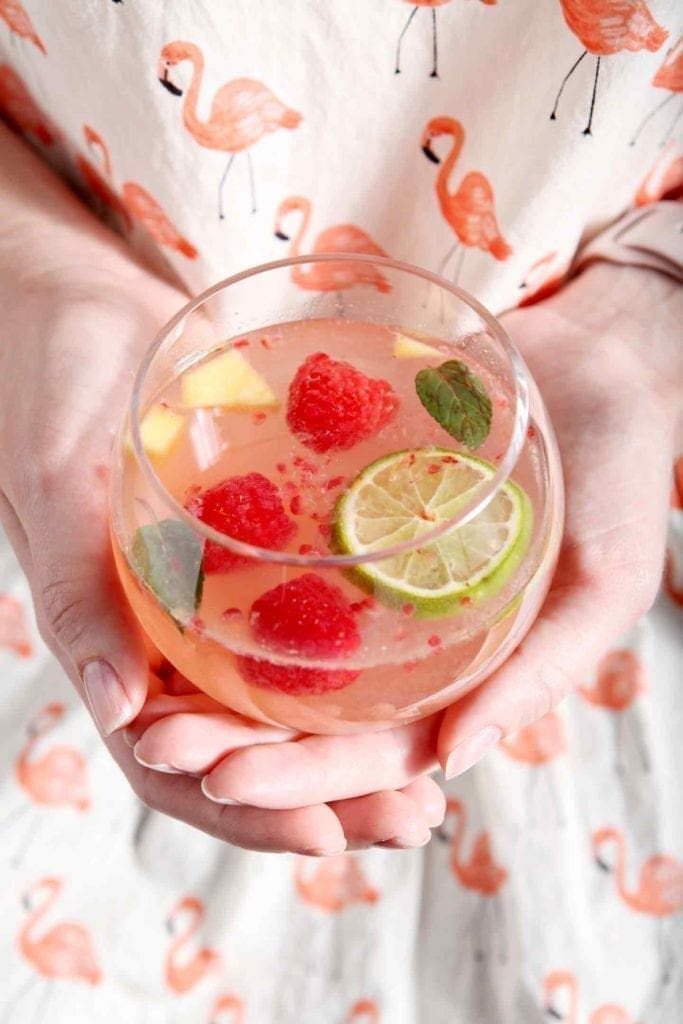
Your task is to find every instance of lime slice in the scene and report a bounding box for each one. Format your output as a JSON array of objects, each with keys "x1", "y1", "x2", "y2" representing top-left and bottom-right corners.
[{"x1": 333, "y1": 448, "x2": 532, "y2": 617}]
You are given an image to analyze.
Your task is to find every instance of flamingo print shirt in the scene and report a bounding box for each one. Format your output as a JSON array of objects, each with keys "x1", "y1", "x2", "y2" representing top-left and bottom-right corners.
[{"x1": 1, "y1": 3, "x2": 683, "y2": 1024}]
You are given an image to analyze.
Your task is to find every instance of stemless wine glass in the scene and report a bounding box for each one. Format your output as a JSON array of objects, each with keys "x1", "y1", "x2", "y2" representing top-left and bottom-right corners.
[{"x1": 110, "y1": 255, "x2": 564, "y2": 735}]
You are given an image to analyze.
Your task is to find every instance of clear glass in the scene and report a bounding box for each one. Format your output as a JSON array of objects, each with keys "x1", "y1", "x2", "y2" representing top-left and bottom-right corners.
[{"x1": 110, "y1": 255, "x2": 564, "y2": 734}]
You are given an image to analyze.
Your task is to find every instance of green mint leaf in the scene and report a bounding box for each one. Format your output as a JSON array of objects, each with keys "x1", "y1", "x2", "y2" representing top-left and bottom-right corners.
[
  {"x1": 131, "y1": 519, "x2": 204, "y2": 627},
  {"x1": 415, "y1": 359, "x2": 492, "y2": 449}
]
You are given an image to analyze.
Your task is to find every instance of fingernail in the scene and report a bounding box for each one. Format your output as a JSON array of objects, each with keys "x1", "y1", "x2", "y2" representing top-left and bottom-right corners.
[
  {"x1": 133, "y1": 744, "x2": 182, "y2": 774},
  {"x1": 444, "y1": 725, "x2": 502, "y2": 781},
  {"x1": 299, "y1": 846, "x2": 347, "y2": 858},
  {"x1": 123, "y1": 728, "x2": 136, "y2": 747},
  {"x1": 375, "y1": 830, "x2": 432, "y2": 850},
  {"x1": 201, "y1": 776, "x2": 244, "y2": 805},
  {"x1": 81, "y1": 659, "x2": 131, "y2": 737}
]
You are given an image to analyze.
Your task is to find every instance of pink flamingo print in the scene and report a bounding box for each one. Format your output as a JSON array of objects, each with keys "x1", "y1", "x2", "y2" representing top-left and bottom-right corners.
[
  {"x1": 437, "y1": 798, "x2": 508, "y2": 962},
  {"x1": 78, "y1": 125, "x2": 197, "y2": 258},
  {"x1": 2, "y1": 703, "x2": 90, "y2": 867},
  {"x1": 0, "y1": 64, "x2": 53, "y2": 145},
  {"x1": 542, "y1": 971, "x2": 635, "y2": 1023},
  {"x1": 552, "y1": 0, "x2": 668, "y2": 135},
  {"x1": 421, "y1": 116, "x2": 511, "y2": 282},
  {"x1": 518, "y1": 252, "x2": 568, "y2": 307},
  {"x1": 394, "y1": 1, "x2": 496, "y2": 78},
  {"x1": 0, "y1": 0, "x2": 46, "y2": 54},
  {"x1": 274, "y1": 196, "x2": 391, "y2": 293},
  {"x1": 346, "y1": 999, "x2": 380, "y2": 1023},
  {"x1": 5, "y1": 877, "x2": 101, "y2": 1021},
  {"x1": 631, "y1": 36, "x2": 683, "y2": 145},
  {"x1": 0, "y1": 593, "x2": 33, "y2": 657},
  {"x1": 579, "y1": 648, "x2": 649, "y2": 773},
  {"x1": 593, "y1": 827, "x2": 683, "y2": 985},
  {"x1": 634, "y1": 141, "x2": 683, "y2": 205},
  {"x1": 208, "y1": 994, "x2": 245, "y2": 1024},
  {"x1": 164, "y1": 896, "x2": 220, "y2": 994},
  {"x1": 501, "y1": 712, "x2": 567, "y2": 826},
  {"x1": 294, "y1": 854, "x2": 380, "y2": 912},
  {"x1": 16, "y1": 702, "x2": 90, "y2": 811},
  {"x1": 157, "y1": 41, "x2": 301, "y2": 219}
]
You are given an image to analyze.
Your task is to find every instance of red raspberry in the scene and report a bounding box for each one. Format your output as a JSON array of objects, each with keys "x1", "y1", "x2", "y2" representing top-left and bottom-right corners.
[
  {"x1": 249, "y1": 573, "x2": 361, "y2": 658},
  {"x1": 186, "y1": 473, "x2": 296, "y2": 573},
  {"x1": 240, "y1": 574, "x2": 361, "y2": 695},
  {"x1": 286, "y1": 352, "x2": 399, "y2": 453},
  {"x1": 237, "y1": 656, "x2": 359, "y2": 696}
]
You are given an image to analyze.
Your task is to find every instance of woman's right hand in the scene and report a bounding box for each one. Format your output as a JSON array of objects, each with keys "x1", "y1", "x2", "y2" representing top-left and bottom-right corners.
[{"x1": 0, "y1": 122, "x2": 445, "y2": 854}]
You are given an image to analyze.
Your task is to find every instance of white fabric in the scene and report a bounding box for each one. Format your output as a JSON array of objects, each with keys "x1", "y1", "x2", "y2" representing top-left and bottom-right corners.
[{"x1": 1, "y1": 2, "x2": 682, "y2": 1022}]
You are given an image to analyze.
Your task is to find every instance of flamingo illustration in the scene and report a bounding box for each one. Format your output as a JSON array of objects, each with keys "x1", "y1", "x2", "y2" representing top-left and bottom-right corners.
[
  {"x1": 394, "y1": 1, "x2": 496, "y2": 78},
  {"x1": 0, "y1": 593, "x2": 33, "y2": 657},
  {"x1": 274, "y1": 196, "x2": 391, "y2": 293},
  {"x1": 294, "y1": 854, "x2": 380, "y2": 912},
  {"x1": 437, "y1": 798, "x2": 507, "y2": 961},
  {"x1": 77, "y1": 125, "x2": 197, "y2": 258},
  {"x1": 593, "y1": 828, "x2": 683, "y2": 916},
  {"x1": 631, "y1": 36, "x2": 683, "y2": 145},
  {"x1": 518, "y1": 252, "x2": 567, "y2": 307},
  {"x1": 593, "y1": 827, "x2": 683, "y2": 984},
  {"x1": 551, "y1": 0, "x2": 668, "y2": 135},
  {"x1": 346, "y1": 998, "x2": 380, "y2": 1023},
  {"x1": 634, "y1": 141, "x2": 683, "y2": 205},
  {"x1": 665, "y1": 456, "x2": 683, "y2": 604},
  {"x1": 500, "y1": 712, "x2": 567, "y2": 826},
  {"x1": 542, "y1": 971, "x2": 635, "y2": 1023},
  {"x1": 421, "y1": 116, "x2": 511, "y2": 283},
  {"x1": 14, "y1": 703, "x2": 90, "y2": 811},
  {"x1": 0, "y1": 64, "x2": 53, "y2": 145},
  {"x1": 5, "y1": 877, "x2": 101, "y2": 1021},
  {"x1": 579, "y1": 648, "x2": 649, "y2": 773},
  {"x1": 157, "y1": 41, "x2": 301, "y2": 218},
  {"x1": 164, "y1": 896, "x2": 220, "y2": 994},
  {"x1": 0, "y1": 0, "x2": 46, "y2": 54},
  {"x1": 208, "y1": 994, "x2": 245, "y2": 1023}
]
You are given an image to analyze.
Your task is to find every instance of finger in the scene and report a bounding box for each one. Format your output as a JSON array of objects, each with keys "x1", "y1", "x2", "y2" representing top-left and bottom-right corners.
[
  {"x1": 437, "y1": 574, "x2": 647, "y2": 779},
  {"x1": 108, "y1": 735, "x2": 346, "y2": 856},
  {"x1": 123, "y1": 693, "x2": 238, "y2": 746},
  {"x1": 26, "y1": 486, "x2": 148, "y2": 737},
  {"x1": 133, "y1": 708, "x2": 296, "y2": 775},
  {"x1": 333, "y1": 776, "x2": 446, "y2": 851},
  {"x1": 201, "y1": 714, "x2": 441, "y2": 809}
]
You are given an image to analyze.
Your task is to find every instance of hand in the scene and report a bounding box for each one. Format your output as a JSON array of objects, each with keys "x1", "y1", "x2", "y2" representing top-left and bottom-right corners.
[
  {"x1": 131, "y1": 262, "x2": 681, "y2": 804},
  {"x1": 0, "y1": 124, "x2": 445, "y2": 855}
]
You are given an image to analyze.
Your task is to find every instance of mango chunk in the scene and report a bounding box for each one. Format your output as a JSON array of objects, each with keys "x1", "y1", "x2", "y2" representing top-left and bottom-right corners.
[
  {"x1": 126, "y1": 404, "x2": 185, "y2": 459},
  {"x1": 393, "y1": 334, "x2": 439, "y2": 360},
  {"x1": 181, "y1": 350, "x2": 277, "y2": 409}
]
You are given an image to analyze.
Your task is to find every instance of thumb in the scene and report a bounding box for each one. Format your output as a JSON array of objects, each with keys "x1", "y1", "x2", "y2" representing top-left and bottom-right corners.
[{"x1": 29, "y1": 486, "x2": 149, "y2": 737}]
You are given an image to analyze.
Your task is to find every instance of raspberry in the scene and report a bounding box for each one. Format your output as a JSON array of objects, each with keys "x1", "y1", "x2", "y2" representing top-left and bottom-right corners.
[
  {"x1": 286, "y1": 352, "x2": 399, "y2": 453},
  {"x1": 186, "y1": 472, "x2": 296, "y2": 573},
  {"x1": 237, "y1": 656, "x2": 359, "y2": 696},
  {"x1": 249, "y1": 573, "x2": 360, "y2": 658}
]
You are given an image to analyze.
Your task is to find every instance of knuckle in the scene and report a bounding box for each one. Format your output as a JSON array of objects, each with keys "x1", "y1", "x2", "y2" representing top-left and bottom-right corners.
[{"x1": 40, "y1": 578, "x2": 90, "y2": 650}]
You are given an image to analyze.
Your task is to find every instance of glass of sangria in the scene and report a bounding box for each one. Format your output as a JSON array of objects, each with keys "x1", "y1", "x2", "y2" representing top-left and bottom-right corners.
[{"x1": 110, "y1": 255, "x2": 564, "y2": 735}]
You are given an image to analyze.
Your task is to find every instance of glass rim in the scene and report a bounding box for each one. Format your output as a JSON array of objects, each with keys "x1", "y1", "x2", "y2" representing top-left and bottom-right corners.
[{"x1": 129, "y1": 253, "x2": 530, "y2": 568}]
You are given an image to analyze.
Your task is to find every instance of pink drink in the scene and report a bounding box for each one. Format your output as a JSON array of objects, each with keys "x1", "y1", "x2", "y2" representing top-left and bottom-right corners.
[{"x1": 111, "y1": 258, "x2": 563, "y2": 734}]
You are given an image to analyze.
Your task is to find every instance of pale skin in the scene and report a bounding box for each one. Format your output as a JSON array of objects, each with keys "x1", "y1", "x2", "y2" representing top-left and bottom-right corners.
[{"x1": 1, "y1": 123, "x2": 681, "y2": 855}]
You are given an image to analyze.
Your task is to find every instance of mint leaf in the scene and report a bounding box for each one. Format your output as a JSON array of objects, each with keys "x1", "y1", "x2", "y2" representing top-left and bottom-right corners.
[
  {"x1": 415, "y1": 360, "x2": 492, "y2": 449},
  {"x1": 131, "y1": 520, "x2": 204, "y2": 626}
]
